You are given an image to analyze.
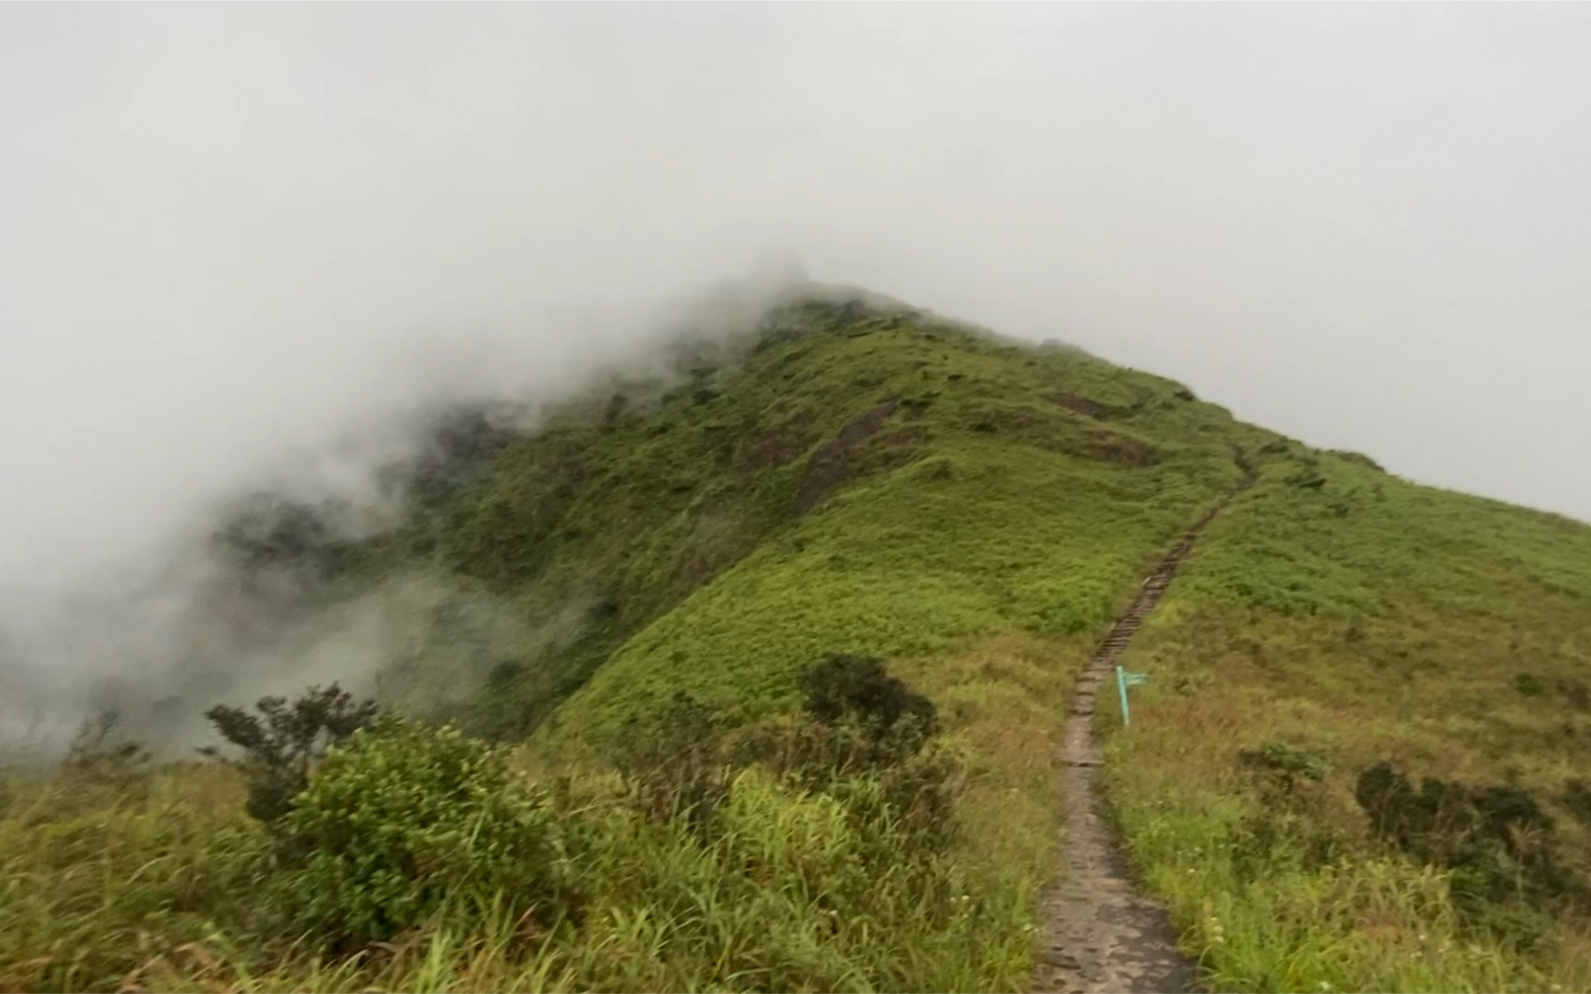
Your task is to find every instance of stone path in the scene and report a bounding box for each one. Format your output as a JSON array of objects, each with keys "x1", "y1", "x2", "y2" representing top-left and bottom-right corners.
[{"x1": 1034, "y1": 465, "x2": 1255, "y2": 994}]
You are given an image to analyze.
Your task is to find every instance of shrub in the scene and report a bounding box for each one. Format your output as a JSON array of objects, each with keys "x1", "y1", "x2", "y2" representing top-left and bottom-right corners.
[
  {"x1": 829, "y1": 747, "x2": 961, "y2": 858},
  {"x1": 1354, "y1": 761, "x2": 1585, "y2": 923},
  {"x1": 610, "y1": 690, "x2": 734, "y2": 835},
  {"x1": 201, "y1": 684, "x2": 379, "y2": 827},
  {"x1": 1514, "y1": 673, "x2": 1546, "y2": 697},
  {"x1": 782, "y1": 656, "x2": 957, "y2": 855},
  {"x1": 1558, "y1": 677, "x2": 1590, "y2": 712},
  {"x1": 1285, "y1": 469, "x2": 1327, "y2": 491},
  {"x1": 212, "y1": 494, "x2": 356, "y2": 579},
  {"x1": 1327, "y1": 449, "x2": 1385, "y2": 473},
  {"x1": 798, "y1": 653, "x2": 938, "y2": 770},
  {"x1": 1237, "y1": 741, "x2": 1328, "y2": 798},
  {"x1": 276, "y1": 719, "x2": 575, "y2": 950},
  {"x1": 1563, "y1": 778, "x2": 1591, "y2": 828}
]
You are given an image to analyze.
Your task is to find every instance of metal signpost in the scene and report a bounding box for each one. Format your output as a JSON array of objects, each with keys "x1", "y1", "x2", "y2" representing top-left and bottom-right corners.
[{"x1": 1116, "y1": 665, "x2": 1148, "y2": 726}]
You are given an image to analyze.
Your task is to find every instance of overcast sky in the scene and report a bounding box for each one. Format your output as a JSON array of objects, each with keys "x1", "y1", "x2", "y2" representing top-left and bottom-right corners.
[{"x1": 4, "y1": 3, "x2": 1590, "y2": 604}]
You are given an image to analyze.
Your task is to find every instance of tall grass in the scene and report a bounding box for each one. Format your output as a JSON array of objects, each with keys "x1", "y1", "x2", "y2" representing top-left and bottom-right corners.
[
  {"x1": 1096, "y1": 451, "x2": 1591, "y2": 992},
  {"x1": 0, "y1": 640, "x2": 1080, "y2": 993}
]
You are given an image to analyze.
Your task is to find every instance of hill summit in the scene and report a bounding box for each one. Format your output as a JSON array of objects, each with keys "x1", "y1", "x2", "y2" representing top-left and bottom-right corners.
[
  {"x1": 219, "y1": 285, "x2": 1269, "y2": 734},
  {"x1": 5, "y1": 286, "x2": 1590, "y2": 993}
]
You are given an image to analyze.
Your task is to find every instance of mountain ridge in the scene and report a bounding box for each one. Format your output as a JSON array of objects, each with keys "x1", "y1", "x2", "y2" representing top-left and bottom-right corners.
[{"x1": 4, "y1": 286, "x2": 1589, "y2": 993}]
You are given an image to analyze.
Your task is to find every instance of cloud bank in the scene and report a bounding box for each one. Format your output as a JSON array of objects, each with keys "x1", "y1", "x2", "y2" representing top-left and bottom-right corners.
[{"x1": 4, "y1": 4, "x2": 1589, "y2": 744}]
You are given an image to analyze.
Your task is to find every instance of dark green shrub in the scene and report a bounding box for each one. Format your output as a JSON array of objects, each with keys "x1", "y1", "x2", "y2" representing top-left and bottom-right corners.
[
  {"x1": 201, "y1": 684, "x2": 379, "y2": 827},
  {"x1": 840, "y1": 747, "x2": 960, "y2": 858},
  {"x1": 1514, "y1": 673, "x2": 1546, "y2": 697},
  {"x1": 1354, "y1": 762, "x2": 1585, "y2": 924},
  {"x1": 798, "y1": 653, "x2": 938, "y2": 770},
  {"x1": 1327, "y1": 450, "x2": 1385, "y2": 473},
  {"x1": 59, "y1": 709, "x2": 151, "y2": 789},
  {"x1": 608, "y1": 660, "x2": 959, "y2": 870},
  {"x1": 784, "y1": 656, "x2": 956, "y2": 855},
  {"x1": 1228, "y1": 808, "x2": 1343, "y2": 886},
  {"x1": 408, "y1": 405, "x2": 522, "y2": 511},
  {"x1": 278, "y1": 719, "x2": 575, "y2": 950},
  {"x1": 1230, "y1": 742, "x2": 1340, "y2": 884},
  {"x1": 212, "y1": 494, "x2": 361, "y2": 580}
]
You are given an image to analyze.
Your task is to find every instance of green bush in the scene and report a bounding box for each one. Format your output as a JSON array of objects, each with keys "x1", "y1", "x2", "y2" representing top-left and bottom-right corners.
[
  {"x1": 1562, "y1": 778, "x2": 1591, "y2": 828},
  {"x1": 825, "y1": 747, "x2": 961, "y2": 859},
  {"x1": 798, "y1": 653, "x2": 938, "y2": 770},
  {"x1": 1354, "y1": 761, "x2": 1585, "y2": 928},
  {"x1": 1237, "y1": 741, "x2": 1328, "y2": 798},
  {"x1": 1558, "y1": 677, "x2": 1590, "y2": 711},
  {"x1": 277, "y1": 719, "x2": 576, "y2": 950},
  {"x1": 59, "y1": 709, "x2": 152, "y2": 792},
  {"x1": 1327, "y1": 449, "x2": 1385, "y2": 473},
  {"x1": 776, "y1": 656, "x2": 958, "y2": 856}
]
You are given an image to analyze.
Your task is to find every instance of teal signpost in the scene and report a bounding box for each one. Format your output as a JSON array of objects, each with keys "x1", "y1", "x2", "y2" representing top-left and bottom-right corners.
[{"x1": 1116, "y1": 666, "x2": 1148, "y2": 726}]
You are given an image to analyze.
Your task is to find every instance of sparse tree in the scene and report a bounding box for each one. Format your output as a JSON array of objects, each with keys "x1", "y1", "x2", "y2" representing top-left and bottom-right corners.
[{"x1": 200, "y1": 684, "x2": 379, "y2": 826}]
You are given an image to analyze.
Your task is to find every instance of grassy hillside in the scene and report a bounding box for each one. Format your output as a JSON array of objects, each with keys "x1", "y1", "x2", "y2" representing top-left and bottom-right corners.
[
  {"x1": 223, "y1": 291, "x2": 1255, "y2": 739},
  {"x1": 3, "y1": 286, "x2": 1589, "y2": 992},
  {"x1": 1104, "y1": 447, "x2": 1591, "y2": 991}
]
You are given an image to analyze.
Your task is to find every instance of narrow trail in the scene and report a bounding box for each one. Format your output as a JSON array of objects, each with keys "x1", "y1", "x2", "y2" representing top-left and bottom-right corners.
[{"x1": 1035, "y1": 465, "x2": 1256, "y2": 994}]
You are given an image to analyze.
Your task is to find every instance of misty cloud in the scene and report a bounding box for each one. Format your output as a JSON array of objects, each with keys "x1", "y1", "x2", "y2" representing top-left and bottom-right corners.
[{"x1": 4, "y1": 5, "x2": 1590, "y2": 744}]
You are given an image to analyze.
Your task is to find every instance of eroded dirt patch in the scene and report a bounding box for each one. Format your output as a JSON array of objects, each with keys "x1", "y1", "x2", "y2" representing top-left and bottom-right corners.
[
  {"x1": 1050, "y1": 391, "x2": 1111, "y2": 419},
  {"x1": 796, "y1": 399, "x2": 898, "y2": 512},
  {"x1": 737, "y1": 409, "x2": 819, "y2": 475}
]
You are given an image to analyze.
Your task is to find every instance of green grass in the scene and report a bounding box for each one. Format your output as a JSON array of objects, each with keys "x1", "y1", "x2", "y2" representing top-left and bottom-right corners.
[
  {"x1": 5, "y1": 285, "x2": 1588, "y2": 991},
  {"x1": 215, "y1": 295, "x2": 1249, "y2": 741},
  {"x1": 0, "y1": 642, "x2": 1080, "y2": 994},
  {"x1": 1099, "y1": 450, "x2": 1591, "y2": 991},
  {"x1": 545, "y1": 442, "x2": 1225, "y2": 742}
]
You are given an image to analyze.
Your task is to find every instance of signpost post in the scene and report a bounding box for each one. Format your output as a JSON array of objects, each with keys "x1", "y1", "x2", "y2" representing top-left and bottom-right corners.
[{"x1": 1116, "y1": 665, "x2": 1148, "y2": 727}]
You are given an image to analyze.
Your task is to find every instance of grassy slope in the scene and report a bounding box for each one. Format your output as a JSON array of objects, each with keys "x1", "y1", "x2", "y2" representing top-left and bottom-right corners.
[
  {"x1": 340, "y1": 295, "x2": 1254, "y2": 738},
  {"x1": 5, "y1": 289, "x2": 1588, "y2": 992},
  {"x1": 1103, "y1": 447, "x2": 1591, "y2": 991},
  {"x1": 4, "y1": 294, "x2": 1264, "y2": 993}
]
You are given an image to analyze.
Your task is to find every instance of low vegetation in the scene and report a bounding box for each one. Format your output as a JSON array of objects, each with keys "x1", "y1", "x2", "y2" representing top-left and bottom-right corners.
[
  {"x1": 1, "y1": 654, "x2": 1057, "y2": 993},
  {"x1": 1101, "y1": 452, "x2": 1591, "y2": 992},
  {"x1": 3, "y1": 287, "x2": 1589, "y2": 991}
]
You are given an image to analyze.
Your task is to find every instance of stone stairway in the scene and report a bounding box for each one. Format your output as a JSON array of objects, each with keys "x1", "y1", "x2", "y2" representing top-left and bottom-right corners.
[{"x1": 1036, "y1": 460, "x2": 1256, "y2": 994}]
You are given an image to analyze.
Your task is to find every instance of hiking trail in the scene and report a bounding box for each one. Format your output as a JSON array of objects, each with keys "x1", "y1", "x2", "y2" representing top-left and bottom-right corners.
[{"x1": 1035, "y1": 463, "x2": 1256, "y2": 994}]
